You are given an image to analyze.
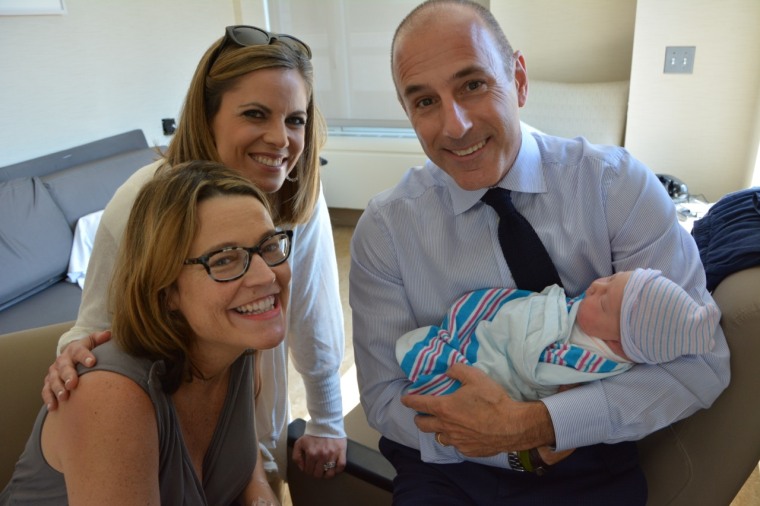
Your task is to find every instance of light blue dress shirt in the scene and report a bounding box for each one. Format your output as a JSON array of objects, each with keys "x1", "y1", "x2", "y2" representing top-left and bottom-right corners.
[{"x1": 349, "y1": 126, "x2": 730, "y2": 468}]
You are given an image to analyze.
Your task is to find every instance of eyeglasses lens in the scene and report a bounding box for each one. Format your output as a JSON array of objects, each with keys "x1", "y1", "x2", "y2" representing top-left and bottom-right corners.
[
  {"x1": 207, "y1": 233, "x2": 291, "y2": 281},
  {"x1": 229, "y1": 26, "x2": 271, "y2": 46},
  {"x1": 208, "y1": 249, "x2": 248, "y2": 281},
  {"x1": 259, "y1": 234, "x2": 290, "y2": 266}
]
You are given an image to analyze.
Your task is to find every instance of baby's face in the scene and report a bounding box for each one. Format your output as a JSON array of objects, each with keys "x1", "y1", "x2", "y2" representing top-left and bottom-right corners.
[{"x1": 576, "y1": 271, "x2": 633, "y2": 342}]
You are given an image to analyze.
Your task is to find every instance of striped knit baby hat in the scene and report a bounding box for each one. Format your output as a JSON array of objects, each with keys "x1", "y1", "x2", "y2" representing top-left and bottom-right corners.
[{"x1": 620, "y1": 268, "x2": 720, "y2": 364}]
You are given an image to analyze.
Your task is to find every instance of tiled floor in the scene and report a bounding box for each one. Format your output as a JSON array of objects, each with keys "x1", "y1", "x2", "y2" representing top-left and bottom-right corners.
[{"x1": 284, "y1": 224, "x2": 760, "y2": 505}]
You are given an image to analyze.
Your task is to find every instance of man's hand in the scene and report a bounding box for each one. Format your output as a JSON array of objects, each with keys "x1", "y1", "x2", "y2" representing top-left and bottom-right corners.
[
  {"x1": 42, "y1": 330, "x2": 111, "y2": 410},
  {"x1": 401, "y1": 363, "x2": 556, "y2": 457},
  {"x1": 292, "y1": 434, "x2": 347, "y2": 479}
]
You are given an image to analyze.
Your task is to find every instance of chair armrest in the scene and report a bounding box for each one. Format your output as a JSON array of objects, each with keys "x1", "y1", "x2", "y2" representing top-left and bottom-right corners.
[
  {"x1": 0, "y1": 320, "x2": 74, "y2": 487},
  {"x1": 286, "y1": 417, "x2": 393, "y2": 505},
  {"x1": 638, "y1": 266, "x2": 760, "y2": 505}
]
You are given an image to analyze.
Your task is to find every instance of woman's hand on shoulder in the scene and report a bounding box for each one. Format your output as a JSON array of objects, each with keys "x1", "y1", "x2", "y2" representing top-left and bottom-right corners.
[
  {"x1": 42, "y1": 330, "x2": 111, "y2": 410},
  {"x1": 292, "y1": 435, "x2": 347, "y2": 479}
]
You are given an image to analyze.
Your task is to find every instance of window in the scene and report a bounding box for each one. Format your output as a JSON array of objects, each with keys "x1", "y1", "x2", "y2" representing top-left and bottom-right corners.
[
  {"x1": 266, "y1": 0, "x2": 422, "y2": 131},
  {"x1": 0, "y1": 0, "x2": 65, "y2": 15}
]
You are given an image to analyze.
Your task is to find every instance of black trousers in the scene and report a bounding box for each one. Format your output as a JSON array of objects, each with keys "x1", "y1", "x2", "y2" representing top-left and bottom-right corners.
[{"x1": 379, "y1": 437, "x2": 647, "y2": 505}]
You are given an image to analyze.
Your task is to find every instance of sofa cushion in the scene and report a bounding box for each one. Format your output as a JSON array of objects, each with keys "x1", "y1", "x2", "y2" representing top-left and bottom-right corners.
[
  {"x1": 41, "y1": 147, "x2": 160, "y2": 228},
  {"x1": 0, "y1": 177, "x2": 73, "y2": 311},
  {"x1": 520, "y1": 80, "x2": 629, "y2": 146}
]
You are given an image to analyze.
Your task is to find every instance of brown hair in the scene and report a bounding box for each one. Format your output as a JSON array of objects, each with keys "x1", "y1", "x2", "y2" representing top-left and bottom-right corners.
[
  {"x1": 163, "y1": 32, "x2": 325, "y2": 226},
  {"x1": 110, "y1": 160, "x2": 270, "y2": 393}
]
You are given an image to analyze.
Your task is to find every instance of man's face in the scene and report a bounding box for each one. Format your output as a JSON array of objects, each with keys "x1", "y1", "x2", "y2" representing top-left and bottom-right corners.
[{"x1": 392, "y1": 11, "x2": 527, "y2": 191}]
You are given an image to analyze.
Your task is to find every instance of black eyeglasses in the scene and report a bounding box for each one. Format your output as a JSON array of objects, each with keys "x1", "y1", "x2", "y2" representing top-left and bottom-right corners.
[
  {"x1": 223, "y1": 25, "x2": 312, "y2": 60},
  {"x1": 184, "y1": 230, "x2": 293, "y2": 282}
]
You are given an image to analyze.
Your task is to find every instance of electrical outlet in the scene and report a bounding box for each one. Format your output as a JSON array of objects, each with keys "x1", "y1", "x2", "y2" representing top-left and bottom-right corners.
[
  {"x1": 664, "y1": 46, "x2": 695, "y2": 74},
  {"x1": 162, "y1": 118, "x2": 176, "y2": 135}
]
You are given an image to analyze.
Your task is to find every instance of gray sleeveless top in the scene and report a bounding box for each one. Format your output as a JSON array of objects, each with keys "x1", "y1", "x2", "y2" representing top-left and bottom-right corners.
[{"x1": 0, "y1": 340, "x2": 257, "y2": 505}]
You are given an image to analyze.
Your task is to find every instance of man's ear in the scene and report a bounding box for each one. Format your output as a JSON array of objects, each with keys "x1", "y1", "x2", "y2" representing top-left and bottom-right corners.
[{"x1": 512, "y1": 50, "x2": 528, "y2": 108}]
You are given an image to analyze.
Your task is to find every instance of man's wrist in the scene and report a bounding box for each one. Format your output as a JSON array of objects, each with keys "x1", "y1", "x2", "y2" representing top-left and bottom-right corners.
[
  {"x1": 515, "y1": 400, "x2": 556, "y2": 449},
  {"x1": 507, "y1": 448, "x2": 551, "y2": 476}
]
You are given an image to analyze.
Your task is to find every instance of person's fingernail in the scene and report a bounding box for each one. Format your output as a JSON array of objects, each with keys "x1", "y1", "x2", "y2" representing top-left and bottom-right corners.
[
  {"x1": 56, "y1": 390, "x2": 64, "y2": 399},
  {"x1": 85, "y1": 357, "x2": 94, "y2": 366},
  {"x1": 46, "y1": 403, "x2": 52, "y2": 411},
  {"x1": 64, "y1": 378, "x2": 71, "y2": 387}
]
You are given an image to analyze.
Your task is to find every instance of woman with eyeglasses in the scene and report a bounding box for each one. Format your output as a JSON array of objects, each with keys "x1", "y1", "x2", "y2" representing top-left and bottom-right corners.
[
  {"x1": 2, "y1": 161, "x2": 286, "y2": 504},
  {"x1": 41, "y1": 26, "x2": 347, "y2": 491}
]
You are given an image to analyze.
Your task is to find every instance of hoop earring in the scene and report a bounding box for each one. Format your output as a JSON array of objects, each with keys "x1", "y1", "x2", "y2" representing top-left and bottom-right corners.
[{"x1": 285, "y1": 172, "x2": 298, "y2": 182}]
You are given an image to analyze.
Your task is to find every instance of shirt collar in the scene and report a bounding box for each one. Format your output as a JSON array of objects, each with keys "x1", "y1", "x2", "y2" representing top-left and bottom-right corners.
[{"x1": 433, "y1": 123, "x2": 547, "y2": 215}]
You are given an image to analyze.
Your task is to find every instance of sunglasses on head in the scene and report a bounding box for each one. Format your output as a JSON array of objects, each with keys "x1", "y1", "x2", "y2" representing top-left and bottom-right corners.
[{"x1": 222, "y1": 25, "x2": 312, "y2": 59}]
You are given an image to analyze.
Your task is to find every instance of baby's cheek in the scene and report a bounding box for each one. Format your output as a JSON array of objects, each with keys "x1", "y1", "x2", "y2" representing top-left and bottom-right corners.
[{"x1": 575, "y1": 301, "x2": 592, "y2": 333}]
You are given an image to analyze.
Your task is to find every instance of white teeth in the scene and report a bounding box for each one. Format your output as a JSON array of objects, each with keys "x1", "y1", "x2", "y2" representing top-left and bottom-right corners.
[
  {"x1": 252, "y1": 155, "x2": 285, "y2": 167},
  {"x1": 452, "y1": 140, "x2": 486, "y2": 157},
  {"x1": 235, "y1": 295, "x2": 275, "y2": 315}
]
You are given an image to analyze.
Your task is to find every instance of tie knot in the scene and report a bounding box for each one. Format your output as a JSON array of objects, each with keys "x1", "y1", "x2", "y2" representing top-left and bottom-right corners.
[
  {"x1": 479, "y1": 187, "x2": 563, "y2": 291},
  {"x1": 481, "y1": 187, "x2": 515, "y2": 215}
]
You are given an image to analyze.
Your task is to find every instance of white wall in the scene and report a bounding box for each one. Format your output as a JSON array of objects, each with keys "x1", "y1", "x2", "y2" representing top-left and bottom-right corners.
[
  {"x1": 752, "y1": 85, "x2": 760, "y2": 187},
  {"x1": 625, "y1": 0, "x2": 760, "y2": 202},
  {"x1": 2, "y1": 0, "x2": 757, "y2": 206},
  {"x1": 0, "y1": 0, "x2": 262, "y2": 165},
  {"x1": 491, "y1": 0, "x2": 637, "y2": 83}
]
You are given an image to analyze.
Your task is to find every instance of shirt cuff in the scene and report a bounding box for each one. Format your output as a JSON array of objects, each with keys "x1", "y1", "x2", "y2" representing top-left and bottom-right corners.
[
  {"x1": 418, "y1": 431, "x2": 511, "y2": 469},
  {"x1": 303, "y1": 372, "x2": 346, "y2": 438},
  {"x1": 541, "y1": 382, "x2": 610, "y2": 451}
]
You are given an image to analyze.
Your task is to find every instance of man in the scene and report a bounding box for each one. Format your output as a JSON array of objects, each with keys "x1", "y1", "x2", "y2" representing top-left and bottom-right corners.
[{"x1": 349, "y1": 0, "x2": 730, "y2": 504}]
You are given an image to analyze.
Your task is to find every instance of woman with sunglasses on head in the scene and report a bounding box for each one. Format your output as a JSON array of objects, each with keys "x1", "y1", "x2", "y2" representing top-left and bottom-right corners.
[
  {"x1": 41, "y1": 26, "x2": 347, "y2": 491},
  {"x1": 3, "y1": 161, "x2": 286, "y2": 505}
]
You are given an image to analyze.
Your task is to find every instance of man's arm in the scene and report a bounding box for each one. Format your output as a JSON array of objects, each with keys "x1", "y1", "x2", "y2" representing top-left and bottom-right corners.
[
  {"x1": 543, "y1": 155, "x2": 730, "y2": 450},
  {"x1": 351, "y1": 207, "x2": 516, "y2": 468}
]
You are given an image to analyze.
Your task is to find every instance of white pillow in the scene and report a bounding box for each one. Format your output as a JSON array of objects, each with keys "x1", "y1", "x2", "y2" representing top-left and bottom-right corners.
[{"x1": 66, "y1": 210, "x2": 104, "y2": 289}]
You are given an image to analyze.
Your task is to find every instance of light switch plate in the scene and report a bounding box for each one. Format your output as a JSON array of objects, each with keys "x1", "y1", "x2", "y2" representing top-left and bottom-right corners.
[{"x1": 664, "y1": 46, "x2": 696, "y2": 74}]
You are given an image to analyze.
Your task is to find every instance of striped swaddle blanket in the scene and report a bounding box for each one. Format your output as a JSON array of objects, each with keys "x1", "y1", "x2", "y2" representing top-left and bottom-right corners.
[{"x1": 396, "y1": 285, "x2": 631, "y2": 402}]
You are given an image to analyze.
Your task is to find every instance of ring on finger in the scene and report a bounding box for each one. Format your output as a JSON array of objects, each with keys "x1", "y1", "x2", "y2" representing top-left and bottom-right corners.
[
  {"x1": 435, "y1": 432, "x2": 448, "y2": 446},
  {"x1": 323, "y1": 461, "x2": 337, "y2": 472}
]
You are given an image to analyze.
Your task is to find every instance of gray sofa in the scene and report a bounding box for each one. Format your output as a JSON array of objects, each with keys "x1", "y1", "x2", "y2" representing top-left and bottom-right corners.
[{"x1": 0, "y1": 130, "x2": 162, "y2": 335}]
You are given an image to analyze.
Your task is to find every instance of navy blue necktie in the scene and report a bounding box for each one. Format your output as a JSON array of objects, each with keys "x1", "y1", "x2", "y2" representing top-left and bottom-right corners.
[{"x1": 481, "y1": 187, "x2": 562, "y2": 292}]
